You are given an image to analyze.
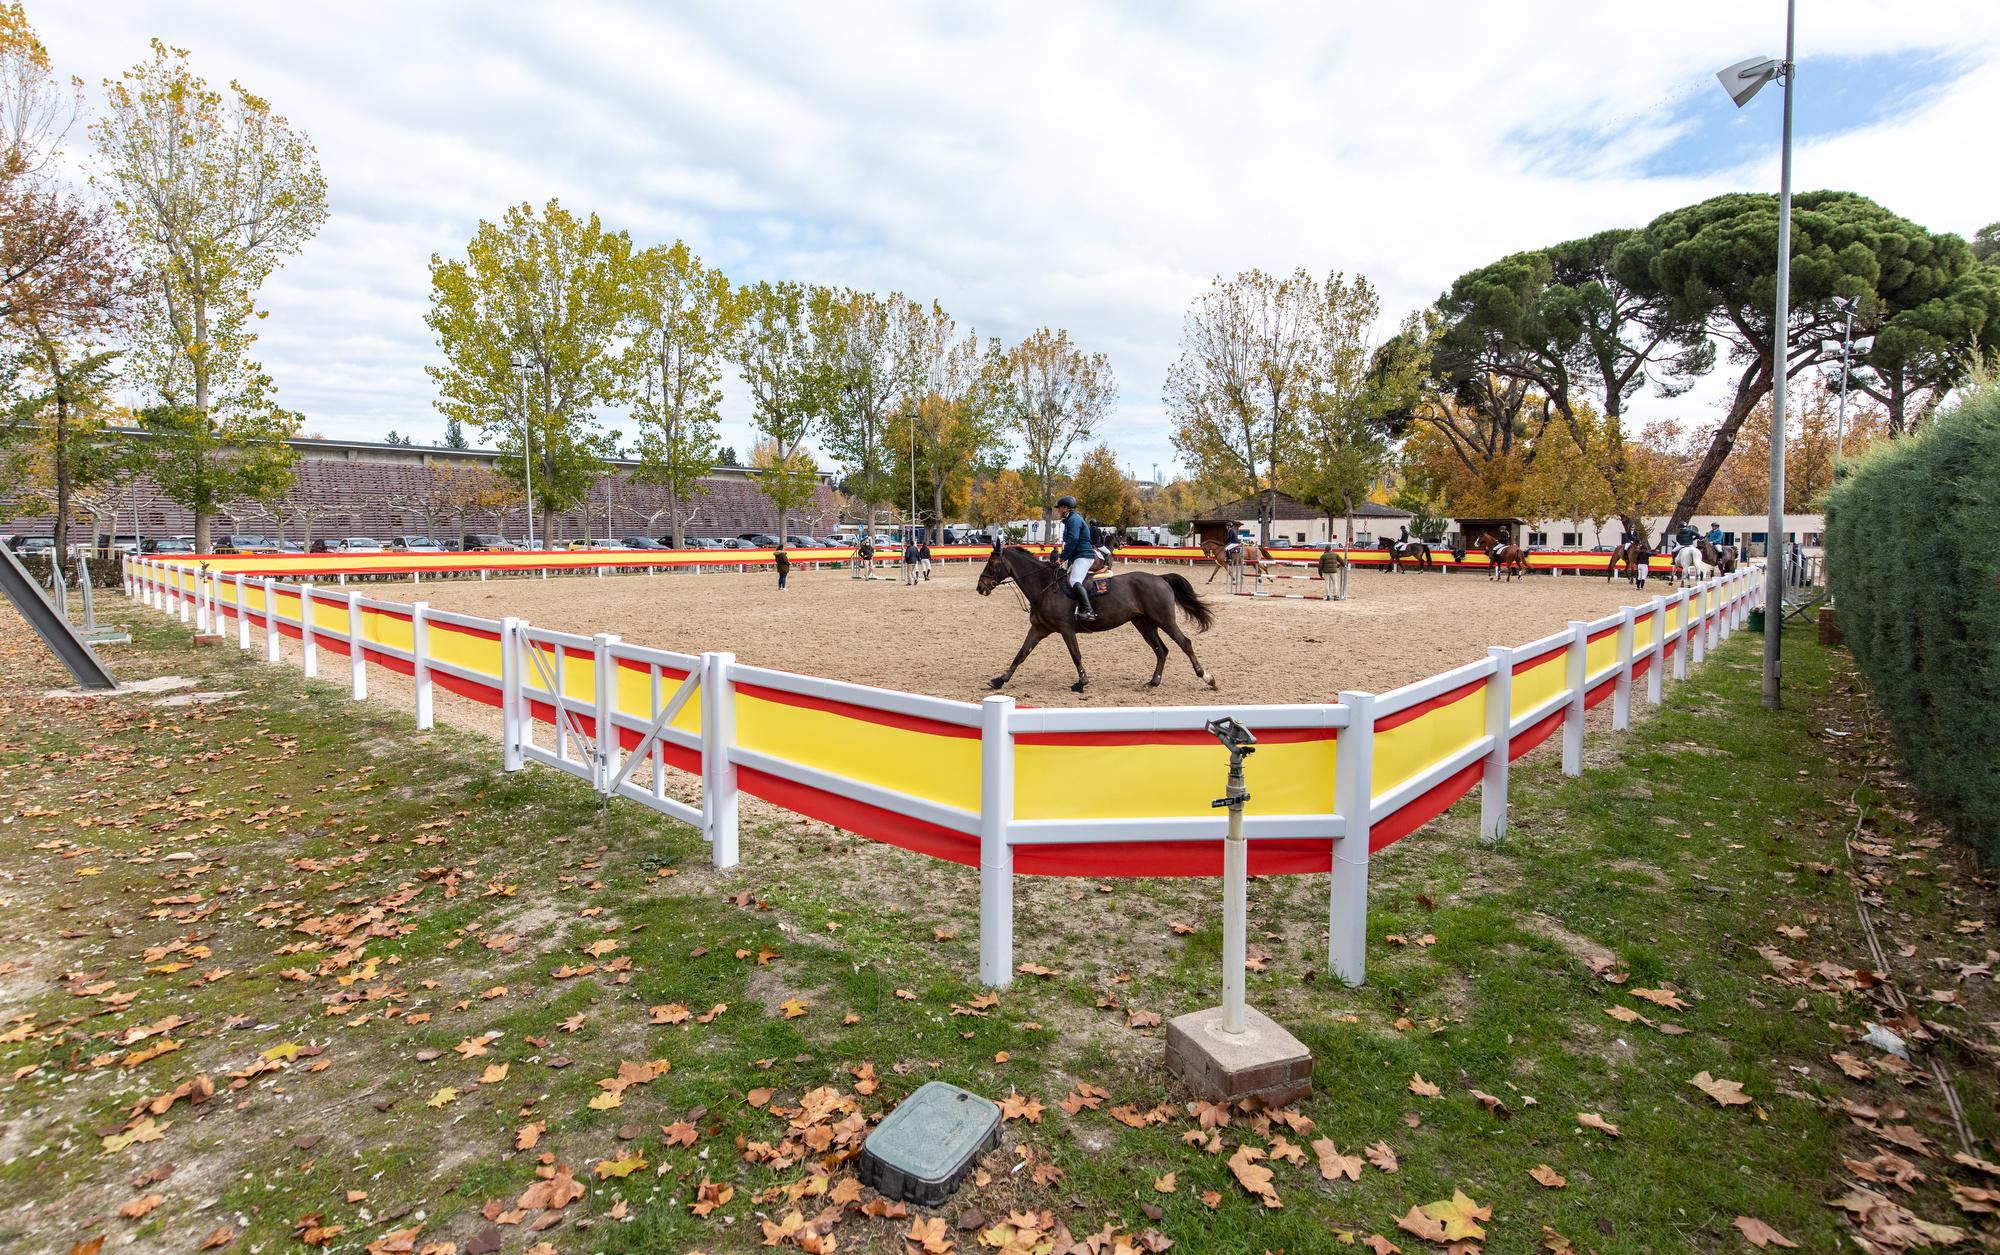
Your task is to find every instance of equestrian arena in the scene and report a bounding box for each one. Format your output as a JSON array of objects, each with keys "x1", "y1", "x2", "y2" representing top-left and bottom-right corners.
[{"x1": 358, "y1": 557, "x2": 1655, "y2": 709}]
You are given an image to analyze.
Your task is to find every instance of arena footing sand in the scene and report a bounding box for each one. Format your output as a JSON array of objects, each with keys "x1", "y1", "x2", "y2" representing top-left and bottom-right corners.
[{"x1": 363, "y1": 559, "x2": 1664, "y2": 707}]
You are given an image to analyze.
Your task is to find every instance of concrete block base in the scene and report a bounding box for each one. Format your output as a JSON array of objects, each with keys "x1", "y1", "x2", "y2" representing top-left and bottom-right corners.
[
  {"x1": 193, "y1": 633, "x2": 225, "y2": 646},
  {"x1": 1165, "y1": 1005, "x2": 1313, "y2": 1107}
]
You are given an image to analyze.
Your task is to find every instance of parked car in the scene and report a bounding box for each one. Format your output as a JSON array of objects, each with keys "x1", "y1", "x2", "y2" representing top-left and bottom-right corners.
[
  {"x1": 676, "y1": 537, "x2": 724, "y2": 550},
  {"x1": 619, "y1": 536, "x2": 667, "y2": 550},
  {"x1": 213, "y1": 534, "x2": 272, "y2": 554},
  {"x1": 460, "y1": 534, "x2": 514, "y2": 552},
  {"x1": 142, "y1": 537, "x2": 194, "y2": 554},
  {"x1": 566, "y1": 538, "x2": 622, "y2": 551},
  {"x1": 713, "y1": 537, "x2": 755, "y2": 550},
  {"x1": 389, "y1": 535, "x2": 442, "y2": 552},
  {"x1": 278, "y1": 540, "x2": 305, "y2": 553},
  {"x1": 783, "y1": 535, "x2": 819, "y2": 549},
  {"x1": 736, "y1": 533, "x2": 781, "y2": 547}
]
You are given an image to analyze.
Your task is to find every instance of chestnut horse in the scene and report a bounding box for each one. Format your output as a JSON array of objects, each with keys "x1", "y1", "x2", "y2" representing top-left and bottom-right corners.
[
  {"x1": 1606, "y1": 539, "x2": 1653, "y2": 588},
  {"x1": 1201, "y1": 538, "x2": 1271, "y2": 584},
  {"x1": 977, "y1": 545, "x2": 1217, "y2": 693},
  {"x1": 1474, "y1": 532, "x2": 1529, "y2": 582}
]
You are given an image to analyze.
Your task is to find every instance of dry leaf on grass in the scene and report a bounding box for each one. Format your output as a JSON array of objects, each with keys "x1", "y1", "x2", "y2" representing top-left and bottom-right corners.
[
  {"x1": 1228, "y1": 1144, "x2": 1281, "y2": 1207},
  {"x1": 1577, "y1": 1112, "x2": 1621, "y2": 1137},
  {"x1": 1409, "y1": 1073, "x2": 1441, "y2": 1098},
  {"x1": 1690, "y1": 1071, "x2": 1752, "y2": 1107},
  {"x1": 1732, "y1": 1215, "x2": 1800, "y2": 1248},
  {"x1": 1311, "y1": 1138, "x2": 1363, "y2": 1182},
  {"x1": 1530, "y1": 1163, "x2": 1567, "y2": 1188}
]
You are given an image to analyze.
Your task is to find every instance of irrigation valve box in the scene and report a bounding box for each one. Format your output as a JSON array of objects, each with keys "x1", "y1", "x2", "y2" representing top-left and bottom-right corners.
[{"x1": 858, "y1": 1081, "x2": 1002, "y2": 1207}]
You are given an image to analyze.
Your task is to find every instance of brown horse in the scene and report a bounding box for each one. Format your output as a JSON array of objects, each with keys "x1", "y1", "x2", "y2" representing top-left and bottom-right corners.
[
  {"x1": 1489, "y1": 544, "x2": 1529, "y2": 582},
  {"x1": 1201, "y1": 538, "x2": 1270, "y2": 584},
  {"x1": 1388, "y1": 538, "x2": 1433, "y2": 573},
  {"x1": 1696, "y1": 537, "x2": 1738, "y2": 573},
  {"x1": 1606, "y1": 539, "x2": 1654, "y2": 587},
  {"x1": 977, "y1": 545, "x2": 1217, "y2": 693},
  {"x1": 1473, "y1": 532, "x2": 1528, "y2": 582}
]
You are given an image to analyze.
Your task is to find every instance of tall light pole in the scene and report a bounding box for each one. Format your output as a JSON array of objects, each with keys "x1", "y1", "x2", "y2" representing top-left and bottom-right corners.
[
  {"x1": 1717, "y1": 0, "x2": 1795, "y2": 709},
  {"x1": 1825, "y1": 295, "x2": 1871, "y2": 484},
  {"x1": 509, "y1": 356, "x2": 536, "y2": 549}
]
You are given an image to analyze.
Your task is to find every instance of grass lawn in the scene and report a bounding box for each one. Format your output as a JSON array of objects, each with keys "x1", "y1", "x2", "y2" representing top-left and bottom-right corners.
[{"x1": 0, "y1": 596, "x2": 1994, "y2": 1254}]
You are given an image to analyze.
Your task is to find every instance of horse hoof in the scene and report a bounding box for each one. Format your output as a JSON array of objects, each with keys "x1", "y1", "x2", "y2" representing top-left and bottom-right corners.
[
  {"x1": 988, "y1": 677, "x2": 1006, "y2": 690},
  {"x1": 1071, "y1": 680, "x2": 1088, "y2": 693},
  {"x1": 1204, "y1": 672, "x2": 1219, "y2": 690},
  {"x1": 1146, "y1": 677, "x2": 1162, "y2": 688}
]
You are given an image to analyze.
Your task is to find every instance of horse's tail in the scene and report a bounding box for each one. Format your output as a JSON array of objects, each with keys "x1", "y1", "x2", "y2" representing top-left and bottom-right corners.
[{"x1": 1163, "y1": 573, "x2": 1215, "y2": 633}]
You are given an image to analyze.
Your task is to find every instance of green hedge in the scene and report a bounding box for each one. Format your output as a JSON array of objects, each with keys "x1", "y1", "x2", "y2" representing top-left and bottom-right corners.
[{"x1": 1824, "y1": 388, "x2": 2000, "y2": 859}]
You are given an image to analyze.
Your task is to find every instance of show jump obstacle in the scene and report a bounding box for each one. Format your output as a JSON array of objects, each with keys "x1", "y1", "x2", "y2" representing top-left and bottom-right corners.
[{"x1": 125, "y1": 554, "x2": 1761, "y2": 990}]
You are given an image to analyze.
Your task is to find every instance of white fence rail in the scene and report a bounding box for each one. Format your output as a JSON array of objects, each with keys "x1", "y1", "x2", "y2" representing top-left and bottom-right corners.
[{"x1": 123, "y1": 555, "x2": 1766, "y2": 989}]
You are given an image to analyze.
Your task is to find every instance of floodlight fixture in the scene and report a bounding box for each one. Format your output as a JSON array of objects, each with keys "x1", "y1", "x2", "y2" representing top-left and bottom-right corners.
[{"x1": 1717, "y1": 56, "x2": 1783, "y2": 108}]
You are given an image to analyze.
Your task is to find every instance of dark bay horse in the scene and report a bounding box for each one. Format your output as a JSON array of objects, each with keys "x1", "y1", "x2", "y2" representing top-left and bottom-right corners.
[
  {"x1": 1391, "y1": 539, "x2": 1433, "y2": 573},
  {"x1": 976, "y1": 545, "x2": 1217, "y2": 693}
]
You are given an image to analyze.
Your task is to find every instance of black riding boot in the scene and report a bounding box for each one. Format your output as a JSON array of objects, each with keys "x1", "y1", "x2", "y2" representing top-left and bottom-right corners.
[{"x1": 1074, "y1": 581, "x2": 1097, "y2": 621}]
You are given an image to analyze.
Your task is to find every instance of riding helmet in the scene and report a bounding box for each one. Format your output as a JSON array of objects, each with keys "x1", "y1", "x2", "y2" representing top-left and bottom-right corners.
[{"x1": 1055, "y1": 495, "x2": 1077, "y2": 509}]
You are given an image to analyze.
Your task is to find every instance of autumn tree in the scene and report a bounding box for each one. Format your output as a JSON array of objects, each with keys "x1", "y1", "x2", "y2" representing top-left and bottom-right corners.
[
  {"x1": 1285, "y1": 272, "x2": 1394, "y2": 542},
  {"x1": 430, "y1": 460, "x2": 520, "y2": 541},
  {"x1": 730, "y1": 281, "x2": 833, "y2": 536},
  {"x1": 1068, "y1": 444, "x2": 1133, "y2": 528},
  {"x1": 1003, "y1": 326, "x2": 1115, "y2": 522},
  {"x1": 1610, "y1": 191, "x2": 1930, "y2": 537},
  {"x1": 1166, "y1": 269, "x2": 1328, "y2": 544},
  {"x1": 1436, "y1": 230, "x2": 1711, "y2": 536},
  {"x1": 970, "y1": 468, "x2": 1029, "y2": 536},
  {"x1": 93, "y1": 39, "x2": 325, "y2": 551},
  {"x1": 626, "y1": 240, "x2": 735, "y2": 547},
  {"x1": 895, "y1": 304, "x2": 1005, "y2": 536},
  {"x1": 817, "y1": 288, "x2": 923, "y2": 540},
  {"x1": 426, "y1": 199, "x2": 631, "y2": 541},
  {"x1": 0, "y1": 5, "x2": 134, "y2": 554}
]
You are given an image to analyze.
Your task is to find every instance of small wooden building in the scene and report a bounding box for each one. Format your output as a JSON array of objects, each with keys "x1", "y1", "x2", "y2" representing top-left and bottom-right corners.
[{"x1": 1453, "y1": 517, "x2": 1527, "y2": 550}]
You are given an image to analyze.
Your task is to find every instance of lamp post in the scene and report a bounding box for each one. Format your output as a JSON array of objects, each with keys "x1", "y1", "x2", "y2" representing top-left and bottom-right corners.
[
  {"x1": 1824, "y1": 295, "x2": 1872, "y2": 484},
  {"x1": 510, "y1": 356, "x2": 536, "y2": 550},
  {"x1": 1717, "y1": 0, "x2": 1795, "y2": 709}
]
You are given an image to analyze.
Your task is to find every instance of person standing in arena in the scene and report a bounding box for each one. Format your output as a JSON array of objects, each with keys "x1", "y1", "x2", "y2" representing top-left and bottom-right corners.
[
  {"x1": 918, "y1": 534, "x2": 933, "y2": 581},
  {"x1": 774, "y1": 542, "x2": 791, "y2": 590}
]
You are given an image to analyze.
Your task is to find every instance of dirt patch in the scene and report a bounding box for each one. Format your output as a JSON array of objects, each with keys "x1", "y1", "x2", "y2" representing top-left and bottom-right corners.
[{"x1": 1520, "y1": 910, "x2": 1616, "y2": 973}]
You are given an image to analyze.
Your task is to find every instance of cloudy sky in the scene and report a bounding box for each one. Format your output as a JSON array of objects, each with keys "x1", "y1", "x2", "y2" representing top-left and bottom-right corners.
[{"x1": 37, "y1": 1, "x2": 2000, "y2": 481}]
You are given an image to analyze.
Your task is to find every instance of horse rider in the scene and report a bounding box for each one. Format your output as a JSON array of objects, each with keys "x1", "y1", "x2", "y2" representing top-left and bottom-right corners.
[
  {"x1": 1705, "y1": 521, "x2": 1724, "y2": 549},
  {"x1": 1394, "y1": 524, "x2": 1411, "y2": 557},
  {"x1": 1055, "y1": 496, "x2": 1097, "y2": 620},
  {"x1": 1675, "y1": 520, "x2": 1697, "y2": 550},
  {"x1": 1490, "y1": 526, "x2": 1512, "y2": 560}
]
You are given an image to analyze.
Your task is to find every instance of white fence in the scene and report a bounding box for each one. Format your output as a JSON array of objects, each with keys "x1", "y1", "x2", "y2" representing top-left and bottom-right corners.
[{"x1": 125, "y1": 556, "x2": 1765, "y2": 989}]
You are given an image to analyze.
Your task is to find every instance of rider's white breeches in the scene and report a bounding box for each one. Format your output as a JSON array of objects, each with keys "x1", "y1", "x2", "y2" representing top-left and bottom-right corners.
[{"x1": 1068, "y1": 556, "x2": 1094, "y2": 587}]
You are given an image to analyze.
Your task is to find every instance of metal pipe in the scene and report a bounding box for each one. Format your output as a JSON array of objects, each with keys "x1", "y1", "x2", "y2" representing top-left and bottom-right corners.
[{"x1": 1762, "y1": 0, "x2": 1796, "y2": 709}]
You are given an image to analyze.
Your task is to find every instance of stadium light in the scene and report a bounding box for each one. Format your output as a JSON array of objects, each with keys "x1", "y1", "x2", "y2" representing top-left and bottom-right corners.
[
  {"x1": 1717, "y1": 0, "x2": 1795, "y2": 709},
  {"x1": 1823, "y1": 296, "x2": 1873, "y2": 483}
]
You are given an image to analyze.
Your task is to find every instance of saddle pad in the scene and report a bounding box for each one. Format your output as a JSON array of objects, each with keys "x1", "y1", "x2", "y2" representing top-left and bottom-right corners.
[{"x1": 1090, "y1": 579, "x2": 1111, "y2": 594}]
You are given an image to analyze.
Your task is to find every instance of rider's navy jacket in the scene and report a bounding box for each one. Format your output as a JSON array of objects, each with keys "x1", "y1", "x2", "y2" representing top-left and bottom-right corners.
[{"x1": 1059, "y1": 511, "x2": 1092, "y2": 563}]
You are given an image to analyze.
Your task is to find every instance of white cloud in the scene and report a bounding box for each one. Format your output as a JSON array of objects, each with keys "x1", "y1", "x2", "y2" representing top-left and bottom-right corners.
[{"x1": 34, "y1": 0, "x2": 2000, "y2": 482}]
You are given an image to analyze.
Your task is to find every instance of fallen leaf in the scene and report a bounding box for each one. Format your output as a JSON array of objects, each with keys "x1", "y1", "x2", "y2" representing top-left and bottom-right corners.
[
  {"x1": 1409, "y1": 1073, "x2": 1440, "y2": 1098},
  {"x1": 117, "y1": 1194, "x2": 164, "y2": 1220},
  {"x1": 1366, "y1": 1141, "x2": 1399, "y2": 1173},
  {"x1": 1311, "y1": 1138, "x2": 1363, "y2": 1182},
  {"x1": 1419, "y1": 1189, "x2": 1490, "y2": 1241},
  {"x1": 1732, "y1": 1216, "x2": 1800, "y2": 1249},
  {"x1": 1228, "y1": 1144, "x2": 1281, "y2": 1207},
  {"x1": 780, "y1": 998, "x2": 808, "y2": 1019},
  {"x1": 1577, "y1": 1112, "x2": 1620, "y2": 1137},
  {"x1": 1530, "y1": 1164, "x2": 1567, "y2": 1188},
  {"x1": 1153, "y1": 1172, "x2": 1176, "y2": 1193},
  {"x1": 1690, "y1": 1071, "x2": 1752, "y2": 1107},
  {"x1": 515, "y1": 1121, "x2": 544, "y2": 1150}
]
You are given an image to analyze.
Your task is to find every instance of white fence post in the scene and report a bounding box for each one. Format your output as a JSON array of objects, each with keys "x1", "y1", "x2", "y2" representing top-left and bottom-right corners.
[
  {"x1": 1612, "y1": 606, "x2": 1636, "y2": 732},
  {"x1": 1561, "y1": 622, "x2": 1587, "y2": 777},
  {"x1": 594, "y1": 634, "x2": 622, "y2": 792},
  {"x1": 263, "y1": 579, "x2": 282, "y2": 664},
  {"x1": 300, "y1": 584, "x2": 318, "y2": 678},
  {"x1": 500, "y1": 617, "x2": 524, "y2": 771},
  {"x1": 1691, "y1": 583, "x2": 1708, "y2": 666},
  {"x1": 1330, "y1": 690, "x2": 1375, "y2": 986},
  {"x1": 347, "y1": 592, "x2": 367, "y2": 699},
  {"x1": 411, "y1": 601, "x2": 433, "y2": 729},
  {"x1": 235, "y1": 575, "x2": 250, "y2": 649},
  {"x1": 1479, "y1": 647, "x2": 1512, "y2": 846},
  {"x1": 194, "y1": 571, "x2": 209, "y2": 633},
  {"x1": 1647, "y1": 595, "x2": 1667, "y2": 705},
  {"x1": 702, "y1": 651, "x2": 740, "y2": 868},
  {"x1": 978, "y1": 695, "x2": 1016, "y2": 988},
  {"x1": 1673, "y1": 592, "x2": 1689, "y2": 681}
]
